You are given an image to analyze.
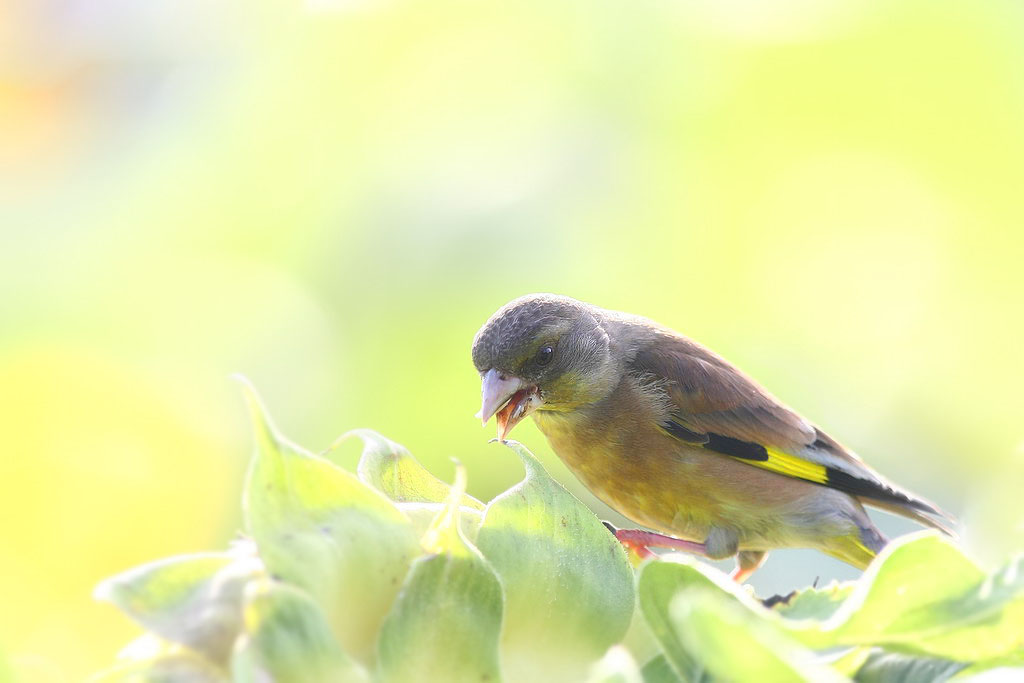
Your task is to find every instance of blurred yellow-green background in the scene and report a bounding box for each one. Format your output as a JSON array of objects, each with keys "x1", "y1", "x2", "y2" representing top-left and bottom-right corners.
[{"x1": 3, "y1": 0, "x2": 1024, "y2": 679}]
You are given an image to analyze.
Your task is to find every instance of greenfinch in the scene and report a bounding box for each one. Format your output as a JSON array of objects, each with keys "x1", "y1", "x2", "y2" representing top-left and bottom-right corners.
[{"x1": 472, "y1": 294, "x2": 952, "y2": 581}]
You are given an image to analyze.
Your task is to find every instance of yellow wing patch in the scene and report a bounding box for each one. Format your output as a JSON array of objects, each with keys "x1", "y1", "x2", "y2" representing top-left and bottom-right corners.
[
  {"x1": 743, "y1": 447, "x2": 828, "y2": 484},
  {"x1": 659, "y1": 420, "x2": 829, "y2": 486}
]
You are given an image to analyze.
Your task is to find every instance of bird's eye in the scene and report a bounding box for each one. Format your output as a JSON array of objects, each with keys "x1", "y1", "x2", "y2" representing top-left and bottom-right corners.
[{"x1": 536, "y1": 345, "x2": 554, "y2": 366}]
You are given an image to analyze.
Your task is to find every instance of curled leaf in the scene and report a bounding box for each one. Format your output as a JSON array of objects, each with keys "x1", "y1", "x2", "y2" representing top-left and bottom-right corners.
[
  {"x1": 340, "y1": 429, "x2": 484, "y2": 510},
  {"x1": 420, "y1": 460, "x2": 470, "y2": 555},
  {"x1": 87, "y1": 647, "x2": 227, "y2": 683},
  {"x1": 638, "y1": 654, "x2": 683, "y2": 683},
  {"x1": 771, "y1": 580, "x2": 855, "y2": 622},
  {"x1": 94, "y1": 552, "x2": 263, "y2": 666},
  {"x1": 637, "y1": 556, "x2": 760, "y2": 680},
  {"x1": 587, "y1": 645, "x2": 643, "y2": 683},
  {"x1": 475, "y1": 440, "x2": 635, "y2": 683},
  {"x1": 396, "y1": 501, "x2": 483, "y2": 543},
  {"x1": 786, "y1": 534, "x2": 1024, "y2": 660},
  {"x1": 238, "y1": 379, "x2": 419, "y2": 664},
  {"x1": 853, "y1": 651, "x2": 966, "y2": 683},
  {"x1": 376, "y1": 462, "x2": 503, "y2": 683},
  {"x1": 231, "y1": 579, "x2": 367, "y2": 683},
  {"x1": 669, "y1": 589, "x2": 846, "y2": 683}
]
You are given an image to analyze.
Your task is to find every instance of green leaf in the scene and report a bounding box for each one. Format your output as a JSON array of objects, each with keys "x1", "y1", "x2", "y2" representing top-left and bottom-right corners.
[
  {"x1": 620, "y1": 599, "x2": 663, "y2": 671},
  {"x1": 474, "y1": 440, "x2": 635, "y2": 682},
  {"x1": 639, "y1": 655, "x2": 684, "y2": 683},
  {"x1": 952, "y1": 650, "x2": 1024, "y2": 680},
  {"x1": 339, "y1": 429, "x2": 485, "y2": 510},
  {"x1": 959, "y1": 668, "x2": 1024, "y2": 682},
  {"x1": 87, "y1": 648, "x2": 227, "y2": 682},
  {"x1": 396, "y1": 501, "x2": 483, "y2": 543},
  {"x1": 376, "y1": 462, "x2": 503, "y2": 683},
  {"x1": 636, "y1": 557, "x2": 758, "y2": 681},
  {"x1": 231, "y1": 579, "x2": 368, "y2": 683},
  {"x1": 587, "y1": 645, "x2": 643, "y2": 683},
  {"x1": 831, "y1": 533, "x2": 985, "y2": 640},
  {"x1": 771, "y1": 580, "x2": 855, "y2": 622},
  {"x1": 94, "y1": 551, "x2": 262, "y2": 665},
  {"x1": 238, "y1": 380, "x2": 420, "y2": 664},
  {"x1": 825, "y1": 647, "x2": 872, "y2": 678},
  {"x1": 669, "y1": 589, "x2": 847, "y2": 683},
  {"x1": 853, "y1": 651, "x2": 966, "y2": 683},
  {"x1": 904, "y1": 553, "x2": 1024, "y2": 660},
  {"x1": 787, "y1": 534, "x2": 1024, "y2": 660}
]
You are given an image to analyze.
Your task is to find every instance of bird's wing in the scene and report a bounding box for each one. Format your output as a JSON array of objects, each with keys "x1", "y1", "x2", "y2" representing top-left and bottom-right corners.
[{"x1": 629, "y1": 332, "x2": 946, "y2": 519}]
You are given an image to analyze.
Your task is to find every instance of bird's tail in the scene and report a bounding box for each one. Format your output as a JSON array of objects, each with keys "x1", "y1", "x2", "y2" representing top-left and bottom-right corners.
[
  {"x1": 827, "y1": 497, "x2": 956, "y2": 570},
  {"x1": 858, "y1": 496, "x2": 957, "y2": 538}
]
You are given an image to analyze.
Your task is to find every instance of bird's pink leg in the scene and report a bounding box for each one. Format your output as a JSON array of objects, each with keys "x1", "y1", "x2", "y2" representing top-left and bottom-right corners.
[{"x1": 613, "y1": 528, "x2": 708, "y2": 560}]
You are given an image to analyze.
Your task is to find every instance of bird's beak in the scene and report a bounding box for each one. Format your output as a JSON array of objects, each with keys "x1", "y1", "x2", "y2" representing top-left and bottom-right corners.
[{"x1": 476, "y1": 368, "x2": 542, "y2": 440}]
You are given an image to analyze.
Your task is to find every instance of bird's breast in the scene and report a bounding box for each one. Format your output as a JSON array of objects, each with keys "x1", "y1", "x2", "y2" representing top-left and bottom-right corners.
[{"x1": 530, "y1": 392, "x2": 720, "y2": 541}]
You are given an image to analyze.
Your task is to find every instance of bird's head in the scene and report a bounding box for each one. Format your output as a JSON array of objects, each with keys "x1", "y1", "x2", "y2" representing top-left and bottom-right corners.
[{"x1": 471, "y1": 293, "x2": 616, "y2": 439}]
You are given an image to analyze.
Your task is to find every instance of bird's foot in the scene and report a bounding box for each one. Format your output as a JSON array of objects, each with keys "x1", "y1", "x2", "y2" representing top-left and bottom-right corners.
[
  {"x1": 603, "y1": 523, "x2": 708, "y2": 560},
  {"x1": 729, "y1": 565, "x2": 757, "y2": 583},
  {"x1": 619, "y1": 538, "x2": 658, "y2": 560},
  {"x1": 730, "y1": 550, "x2": 768, "y2": 584}
]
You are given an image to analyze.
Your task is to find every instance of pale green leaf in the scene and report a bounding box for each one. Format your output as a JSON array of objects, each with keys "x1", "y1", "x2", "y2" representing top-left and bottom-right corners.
[
  {"x1": 397, "y1": 501, "x2": 483, "y2": 543},
  {"x1": 853, "y1": 651, "x2": 966, "y2": 683},
  {"x1": 474, "y1": 440, "x2": 635, "y2": 683},
  {"x1": 376, "y1": 463, "x2": 503, "y2": 683},
  {"x1": 670, "y1": 589, "x2": 847, "y2": 683},
  {"x1": 636, "y1": 557, "x2": 759, "y2": 681},
  {"x1": 957, "y1": 670, "x2": 1024, "y2": 683},
  {"x1": 419, "y1": 460, "x2": 472, "y2": 555},
  {"x1": 238, "y1": 380, "x2": 420, "y2": 664},
  {"x1": 112, "y1": 634, "x2": 174, "y2": 662},
  {"x1": 339, "y1": 429, "x2": 485, "y2": 510},
  {"x1": 87, "y1": 648, "x2": 226, "y2": 683},
  {"x1": 824, "y1": 647, "x2": 872, "y2": 678},
  {"x1": 771, "y1": 580, "x2": 855, "y2": 622},
  {"x1": 587, "y1": 645, "x2": 643, "y2": 683},
  {"x1": 231, "y1": 579, "x2": 367, "y2": 683},
  {"x1": 891, "y1": 556, "x2": 1024, "y2": 660},
  {"x1": 94, "y1": 552, "x2": 262, "y2": 665},
  {"x1": 833, "y1": 534, "x2": 986, "y2": 639},
  {"x1": 620, "y1": 600, "x2": 662, "y2": 671},
  {"x1": 953, "y1": 650, "x2": 1024, "y2": 679},
  {"x1": 786, "y1": 534, "x2": 1024, "y2": 660},
  {"x1": 639, "y1": 655, "x2": 684, "y2": 683}
]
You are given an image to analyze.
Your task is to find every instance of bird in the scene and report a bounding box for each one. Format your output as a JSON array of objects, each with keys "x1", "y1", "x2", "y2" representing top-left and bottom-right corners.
[{"x1": 471, "y1": 293, "x2": 953, "y2": 582}]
